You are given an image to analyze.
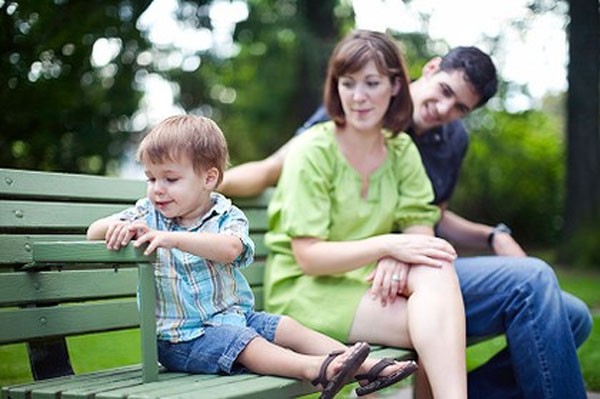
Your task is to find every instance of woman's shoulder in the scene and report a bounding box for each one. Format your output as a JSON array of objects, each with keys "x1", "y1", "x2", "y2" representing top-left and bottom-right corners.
[
  {"x1": 294, "y1": 121, "x2": 335, "y2": 145},
  {"x1": 289, "y1": 121, "x2": 338, "y2": 158},
  {"x1": 386, "y1": 131, "x2": 418, "y2": 154}
]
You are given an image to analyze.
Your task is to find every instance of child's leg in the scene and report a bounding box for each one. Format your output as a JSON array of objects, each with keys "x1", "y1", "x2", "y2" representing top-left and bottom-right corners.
[
  {"x1": 237, "y1": 338, "x2": 370, "y2": 399},
  {"x1": 236, "y1": 336, "x2": 347, "y2": 381},
  {"x1": 270, "y1": 315, "x2": 419, "y2": 387},
  {"x1": 273, "y1": 315, "x2": 347, "y2": 355}
]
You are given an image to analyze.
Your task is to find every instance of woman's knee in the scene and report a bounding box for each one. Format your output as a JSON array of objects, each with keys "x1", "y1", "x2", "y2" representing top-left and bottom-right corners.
[{"x1": 408, "y1": 262, "x2": 461, "y2": 295}]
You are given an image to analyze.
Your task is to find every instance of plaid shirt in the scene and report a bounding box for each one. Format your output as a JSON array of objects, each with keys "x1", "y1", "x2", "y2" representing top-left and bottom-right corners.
[{"x1": 117, "y1": 192, "x2": 255, "y2": 342}]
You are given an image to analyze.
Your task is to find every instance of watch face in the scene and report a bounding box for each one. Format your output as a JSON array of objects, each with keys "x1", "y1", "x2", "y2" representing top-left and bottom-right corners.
[{"x1": 495, "y1": 223, "x2": 511, "y2": 235}]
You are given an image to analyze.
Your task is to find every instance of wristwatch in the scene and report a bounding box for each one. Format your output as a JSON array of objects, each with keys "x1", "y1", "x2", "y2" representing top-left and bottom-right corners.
[{"x1": 487, "y1": 223, "x2": 512, "y2": 249}]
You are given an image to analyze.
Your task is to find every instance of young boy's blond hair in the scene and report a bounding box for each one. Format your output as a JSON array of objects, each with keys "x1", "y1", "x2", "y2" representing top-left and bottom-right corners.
[{"x1": 136, "y1": 115, "x2": 229, "y2": 185}]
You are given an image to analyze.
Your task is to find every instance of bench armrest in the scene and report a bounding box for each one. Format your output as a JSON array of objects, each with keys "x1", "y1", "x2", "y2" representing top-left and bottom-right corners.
[{"x1": 31, "y1": 240, "x2": 159, "y2": 383}]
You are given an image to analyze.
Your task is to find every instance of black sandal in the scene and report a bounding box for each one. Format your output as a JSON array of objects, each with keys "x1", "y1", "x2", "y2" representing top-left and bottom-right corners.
[
  {"x1": 312, "y1": 342, "x2": 370, "y2": 399},
  {"x1": 355, "y1": 358, "x2": 418, "y2": 396}
]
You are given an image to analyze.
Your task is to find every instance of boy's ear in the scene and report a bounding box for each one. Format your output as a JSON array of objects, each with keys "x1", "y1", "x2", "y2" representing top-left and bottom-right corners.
[{"x1": 204, "y1": 167, "x2": 220, "y2": 189}]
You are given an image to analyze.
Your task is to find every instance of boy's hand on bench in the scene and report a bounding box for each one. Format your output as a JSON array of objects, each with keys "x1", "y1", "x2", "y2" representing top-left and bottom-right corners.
[{"x1": 105, "y1": 219, "x2": 147, "y2": 251}]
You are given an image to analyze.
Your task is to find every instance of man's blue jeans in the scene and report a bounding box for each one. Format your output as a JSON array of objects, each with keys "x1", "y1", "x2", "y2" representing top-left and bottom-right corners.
[{"x1": 456, "y1": 256, "x2": 592, "y2": 399}]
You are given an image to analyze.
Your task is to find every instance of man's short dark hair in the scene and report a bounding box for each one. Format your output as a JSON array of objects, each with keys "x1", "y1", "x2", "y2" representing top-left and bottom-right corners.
[{"x1": 439, "y1": 46, "x2": 497, "y2": 108}]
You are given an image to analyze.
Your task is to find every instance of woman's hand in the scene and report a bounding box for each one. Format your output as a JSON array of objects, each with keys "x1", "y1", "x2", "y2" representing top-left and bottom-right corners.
[
  {"x1": 385, "y1": 233, "x2": 456, "y2": 267},
  {"x1": 367, "y1": 257, "x2": 409, "y2": 306}
]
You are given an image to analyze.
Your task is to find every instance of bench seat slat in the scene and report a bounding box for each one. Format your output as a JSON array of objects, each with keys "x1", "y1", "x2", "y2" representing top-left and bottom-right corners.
[
  {"x1": 2, "y1": 365, "x2": 141, "y2": 399},
  {"x1": 162, "y1": 375, "x2": 314, "y2": 399},
  {"x1": 94, "y1": 372, "x2": 193, "y2": 399},
  {"x1": 59, "y1": 370, "x2": 147, "y2": 399},
  {"x1": 139, "y1": 374, "x2": 315, "y2": 399},
  {"x1": 128, "y1": 374, "x2": 260, "y2": 399}
]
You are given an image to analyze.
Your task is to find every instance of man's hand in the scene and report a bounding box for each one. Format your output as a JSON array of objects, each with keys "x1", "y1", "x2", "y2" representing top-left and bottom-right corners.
[{"x1": 491, "y1": 233, "x2": 526, "y2": 257}]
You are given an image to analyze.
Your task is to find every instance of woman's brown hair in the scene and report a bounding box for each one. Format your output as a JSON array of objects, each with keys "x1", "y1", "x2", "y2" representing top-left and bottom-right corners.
[{"x1": 323, "y1": 30, "x2": 413, "y2": 136}]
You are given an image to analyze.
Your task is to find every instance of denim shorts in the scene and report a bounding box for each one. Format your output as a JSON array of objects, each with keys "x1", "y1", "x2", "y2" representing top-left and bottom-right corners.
[{"x1": 157, "y1": 311, "x2": 281, "y2": 375}]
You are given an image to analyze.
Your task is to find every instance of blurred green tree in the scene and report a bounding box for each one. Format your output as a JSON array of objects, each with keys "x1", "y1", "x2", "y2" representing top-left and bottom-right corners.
[
  {"x1": 452, "y1": 108, "x2": 565, "y2": 246},
  {"x1": 167, "y1": 0, "x2": 351, "y2": 165},
  {"x1": 0, "y1": 0, "x2": 152, "y2": 174}
]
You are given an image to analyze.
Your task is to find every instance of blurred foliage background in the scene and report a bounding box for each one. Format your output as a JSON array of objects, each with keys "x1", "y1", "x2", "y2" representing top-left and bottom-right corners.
[{"x1": 0, "y1": 0, "x2": 598, "y2": 264}]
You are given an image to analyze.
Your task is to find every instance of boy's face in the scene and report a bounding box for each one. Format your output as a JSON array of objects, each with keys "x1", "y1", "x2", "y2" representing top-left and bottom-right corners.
[
  {"x1": 410, "y1": 62, "x2": 481, "y2": 133},
  {"x1": 143, "y1": 157, "x2": 216, "y2": 225}
]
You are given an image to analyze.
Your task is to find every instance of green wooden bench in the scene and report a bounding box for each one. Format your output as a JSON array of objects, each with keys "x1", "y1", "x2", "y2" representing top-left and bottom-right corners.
[{"x1": 0, "y1": 168, "x2": 414, "y2": 399}]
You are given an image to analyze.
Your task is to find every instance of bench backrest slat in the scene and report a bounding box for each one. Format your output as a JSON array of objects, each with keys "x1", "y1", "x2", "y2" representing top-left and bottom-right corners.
[
  {"x1": 0, "y1": 300, "x2": 139, "y2": 344},
  {"x1": 0, "y1": 269, "x2": 137, "y2": 306},
  {"x1": 0, "y1": 234, "x2": 84, "y2": 264},
  {"x1": 0, "y1": 168, "x2": 145, "y2": 201},
  {"x1": 0, "y1": 201, "x2": 133, "y2": 231}
]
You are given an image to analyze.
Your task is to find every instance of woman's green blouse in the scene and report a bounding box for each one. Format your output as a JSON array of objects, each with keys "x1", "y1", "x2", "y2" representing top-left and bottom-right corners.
[{"x1": 264, "y1": 122, "x2": 440, "y2": 342}]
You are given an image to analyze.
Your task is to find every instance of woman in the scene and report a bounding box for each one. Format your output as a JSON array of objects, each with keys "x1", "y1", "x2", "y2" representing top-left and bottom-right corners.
[{"x1": 264, "y1": 30, "x2": 467, "y2": 398}]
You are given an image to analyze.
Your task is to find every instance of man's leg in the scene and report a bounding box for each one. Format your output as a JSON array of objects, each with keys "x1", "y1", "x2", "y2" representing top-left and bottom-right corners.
[
  {"x1": 456, "y1": 256, "x2": 589, "y2": 399},
  {"x1": 467, "y1": 291, "x2": 591, "y2": 398}
]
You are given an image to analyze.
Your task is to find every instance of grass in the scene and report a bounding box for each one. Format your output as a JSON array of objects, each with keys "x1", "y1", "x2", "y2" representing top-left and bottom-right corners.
[{"x1": 1, "y1": 266, "x2": 599, "y2": 394}]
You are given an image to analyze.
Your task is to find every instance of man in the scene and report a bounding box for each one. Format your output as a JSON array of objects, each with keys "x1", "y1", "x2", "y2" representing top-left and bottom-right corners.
[{"x1": 218, "y1": 46, "x2": 592, "y2": 398}]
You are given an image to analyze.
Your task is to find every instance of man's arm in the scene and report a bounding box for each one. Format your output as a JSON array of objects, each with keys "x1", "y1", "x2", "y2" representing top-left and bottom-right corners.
[
  {"x1": 218, "y1": 106, "x2": 331, "y2": 198},
  {"x1": 217, "y1": 138, "x2": 295, "y2": 198},
  {"x1": 436, "y1": 207, "x2": 526, "y2": 257}
]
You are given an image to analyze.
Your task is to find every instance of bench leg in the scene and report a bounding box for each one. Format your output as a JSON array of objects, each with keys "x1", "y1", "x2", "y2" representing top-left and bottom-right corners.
[{"x1": 27, "y1": 338, "x2": 74, "y2": 380}]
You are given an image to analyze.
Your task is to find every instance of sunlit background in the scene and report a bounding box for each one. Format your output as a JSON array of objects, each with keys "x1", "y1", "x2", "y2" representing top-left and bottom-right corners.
[{"x1": 91, "y1": 0, "x2": 567, "y2": 137}]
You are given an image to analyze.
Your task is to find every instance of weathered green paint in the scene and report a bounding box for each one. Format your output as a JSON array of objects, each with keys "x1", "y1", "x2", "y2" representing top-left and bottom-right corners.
[
  {"x1": 0, "y1": 269, "x2": 137, "y2": 306},
  {"x1": 0, "y1": 234, "x2": 83, "y2": 264},
  {"x1": 0, "y1": 300, "x2": 139, "y2": 343},
  {"x1": 0, "y1": 168, "x2": 414, "y2": 399},
  {"x1": 138, "y1": 263, "x2": 158, "y2": 383},
  {"x1": 0, "y1": 201, "x2": 132, "y2": 230},
  {"x1": 0, "y1": 168, "x2": 145, "y2": 201},
  {"x1": 31, "y1": 241, "x2": 152, "y2": 264}
]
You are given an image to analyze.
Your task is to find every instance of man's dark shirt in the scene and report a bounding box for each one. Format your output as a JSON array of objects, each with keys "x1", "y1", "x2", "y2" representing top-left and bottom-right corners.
[{"x1": 296, "y1": 106, "x2": 468, "y2": 205}]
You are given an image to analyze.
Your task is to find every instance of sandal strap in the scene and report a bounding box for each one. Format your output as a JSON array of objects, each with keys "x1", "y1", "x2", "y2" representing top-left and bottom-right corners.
[
  {"x1": 355, "y1": 358, "x2": 395, "y2": 382},
  {"x1": 311, "y1": 349, "x2": 345, "y2": 387}
]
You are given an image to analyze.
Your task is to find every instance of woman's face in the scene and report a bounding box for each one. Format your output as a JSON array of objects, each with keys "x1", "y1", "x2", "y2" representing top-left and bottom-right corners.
[{"x1": 337, "y1": 60, "x2": 398, "y2": 133}]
